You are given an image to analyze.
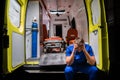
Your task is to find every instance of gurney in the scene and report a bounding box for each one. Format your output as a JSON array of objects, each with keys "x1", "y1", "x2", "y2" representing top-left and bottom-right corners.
[
  {"x1": 43, "y1": 36, "x2": 65, "y2": 53},
  {"x1": 39, "y1": 36, "x2": 66, "y2": 66}
]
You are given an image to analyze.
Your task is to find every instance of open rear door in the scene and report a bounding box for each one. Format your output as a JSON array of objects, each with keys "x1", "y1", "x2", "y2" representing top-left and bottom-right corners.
[
  {"x1": 3, "y1": 0, "x2": 28, "y2": 74},
  {"x1": 85, "y1": 0, "x2": 109, "y2": 71}
]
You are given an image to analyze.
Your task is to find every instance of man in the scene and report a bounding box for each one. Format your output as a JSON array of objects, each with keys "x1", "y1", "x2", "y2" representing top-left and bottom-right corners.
[{"x1": 64, "y1": 37, "x2": 98, "y2": 80}]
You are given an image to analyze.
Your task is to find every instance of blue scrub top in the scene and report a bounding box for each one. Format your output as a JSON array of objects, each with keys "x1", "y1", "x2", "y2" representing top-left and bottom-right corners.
[{"x1": 66, "y1": 44, "x2": 94, "y2": 65}]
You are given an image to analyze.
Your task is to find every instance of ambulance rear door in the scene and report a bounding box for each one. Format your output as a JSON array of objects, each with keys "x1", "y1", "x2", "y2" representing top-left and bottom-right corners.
[
  {"x1": 85, "y1": 0, "x2": 109, "y2": 71},
  {"x1": 3, "y1": 0, "x2": 28, "y2": 74}
]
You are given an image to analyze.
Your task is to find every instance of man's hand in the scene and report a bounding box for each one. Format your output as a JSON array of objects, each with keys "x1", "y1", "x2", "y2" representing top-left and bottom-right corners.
[
  {"x1": 81, "y1": 44, "x2": 86, "y2": 52},
  {"x1": 74, "y1": 43, "x2": 78, "y2": 49}
]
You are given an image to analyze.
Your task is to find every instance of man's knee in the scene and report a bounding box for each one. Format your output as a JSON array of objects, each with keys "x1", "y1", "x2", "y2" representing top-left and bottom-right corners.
[
  {"x1": 64, "y1": 66, "x2": 73, "y2": 73},
  {"x1": 92, "y1": 66, "x2": 98, "y2": 72},
  {"x1": 89, "y1": 66, "x2": 98, "y2": 74}
]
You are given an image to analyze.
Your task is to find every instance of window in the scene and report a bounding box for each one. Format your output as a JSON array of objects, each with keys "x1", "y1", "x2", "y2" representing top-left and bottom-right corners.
[{"x1": 9, "y1": 0, "x2": 21, "y2": 27}]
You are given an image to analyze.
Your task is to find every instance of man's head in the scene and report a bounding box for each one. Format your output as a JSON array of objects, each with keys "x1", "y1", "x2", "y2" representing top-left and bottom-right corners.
[{"x1": 74, "y1": 37, "x2": 84, "y2": 50}]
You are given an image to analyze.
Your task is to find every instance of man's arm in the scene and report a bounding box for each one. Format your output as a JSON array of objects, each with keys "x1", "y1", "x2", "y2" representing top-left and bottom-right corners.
[
  {"x1": 82, "y1": 45, "x2": 96, "y2": 65},
  {"x1": 66, "y1": 44, "x2": 77, "y2": 65}
]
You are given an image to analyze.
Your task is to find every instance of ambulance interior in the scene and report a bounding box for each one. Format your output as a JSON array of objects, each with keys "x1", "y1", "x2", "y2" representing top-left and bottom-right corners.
[{"x1": 24, "y1": 0, "x2": 100, "y2": 71}]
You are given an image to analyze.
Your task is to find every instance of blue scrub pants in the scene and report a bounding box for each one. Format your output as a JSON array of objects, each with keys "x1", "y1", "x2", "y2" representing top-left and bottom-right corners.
[{"x1": 64, "y1": 64, "x2": 98, "y2": 80}]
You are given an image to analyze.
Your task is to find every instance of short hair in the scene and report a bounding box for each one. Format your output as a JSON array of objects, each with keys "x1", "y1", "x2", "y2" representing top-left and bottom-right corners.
[{"x1": 74, "y1": 37, "x2": 84, "y2": 47}]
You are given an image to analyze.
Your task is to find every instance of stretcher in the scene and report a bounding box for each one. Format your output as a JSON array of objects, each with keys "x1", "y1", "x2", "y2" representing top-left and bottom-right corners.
[
  {"x1": 39, "y1": 36, "x2": 66, "y2": 66},
  {"x1": 43, "y1": 36, "x2": 65, "y2": 53}
]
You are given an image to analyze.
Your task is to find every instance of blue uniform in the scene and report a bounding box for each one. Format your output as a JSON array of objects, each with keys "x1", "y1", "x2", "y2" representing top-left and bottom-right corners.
[{"x1": 64, "y1": 44, "x2": 98, "y2": 80}]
